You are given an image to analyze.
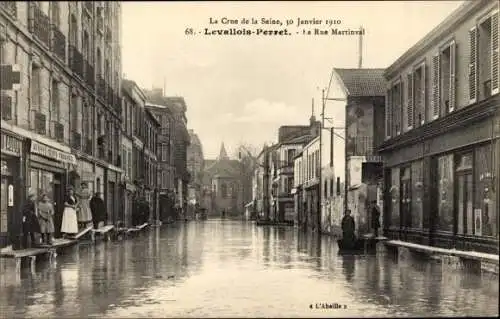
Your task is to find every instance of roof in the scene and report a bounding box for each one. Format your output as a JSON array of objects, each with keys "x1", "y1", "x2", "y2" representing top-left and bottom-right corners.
[
  {"x1": 281, "y1": 134, "x2": 315, "y2": 145},
  {"x1": 122, "y1": 79, "x2": 147, "y2": 103},
  {"x1": 144, "y1": 109, "x2": 161, "y2": 127},
  {"x1": 204, "y1": 159, "x2": 241, "y2": 178},
  {"x1": 384, "y1": 0, "x2": 487, "y2": 78},
  {"x1": 333, "y1": 68, "x2": 386, "y2": 97}
]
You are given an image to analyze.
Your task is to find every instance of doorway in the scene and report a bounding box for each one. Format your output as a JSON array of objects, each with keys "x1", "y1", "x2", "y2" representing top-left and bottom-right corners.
[
  {"x1": 52, "y1": 175, "x2": 63, "y2": 238},
  {"x1": 455, "y1": 152, "x2": 474, "y2": 247},
  {"x1": 0, "y1": 175, "x2": 13, "y2": 247},
  {"x1": 400, "y1": 167, "x2": 412, "y2": 241}
]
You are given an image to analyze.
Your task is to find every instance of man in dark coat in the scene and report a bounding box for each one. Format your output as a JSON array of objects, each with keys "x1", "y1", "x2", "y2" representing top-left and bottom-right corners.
[
  {"x1": 370, "y1": 200, "x2": 381, "y2": 237},
  {"x1": 89, "y1": 192, "x2": 106, "y2": 229},
  {"x1": 22, "y1": 192, "x2": 40, "y2": 248},
  {"x1": 341, "y1": 209, "x2": 356, "y2": 249}
]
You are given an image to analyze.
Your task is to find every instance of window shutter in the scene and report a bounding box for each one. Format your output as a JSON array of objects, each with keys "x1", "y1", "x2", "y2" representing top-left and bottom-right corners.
[
  {"x1": 398, "y1": 79, "x2": 403, "y2": 135},
  {"x1": 468, "y1": 27, "x2": 478, "y2": 103},
  {"x1": 421, "y1": 63, "x2": 426, "y2": 125},
  {"x1": 491, "y1": 11, "x2": 499, "y2": 95},
  {"x1": 385, "y1": 88, "x2": 392, "y2": 139},
  {"x1": 449, "y1": 41, "x2": 456, "y2": 112},
  {"x1": 431, "y1": 54, "x2": 440, "y2": 120},
  {"x1": 407, "y1": 72, "x2": 414, "y2": 129}
]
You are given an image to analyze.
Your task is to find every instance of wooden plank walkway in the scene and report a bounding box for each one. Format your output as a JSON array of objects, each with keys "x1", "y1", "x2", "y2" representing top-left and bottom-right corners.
[
  {"x1": 92, "y1": 225, "x2": 114, "y2": 234},
  {"x1": 68, "y1": 226, "x2": 94, "y2": 240}
]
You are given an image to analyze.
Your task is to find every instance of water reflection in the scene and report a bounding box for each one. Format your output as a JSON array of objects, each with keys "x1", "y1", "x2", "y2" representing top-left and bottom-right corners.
[{"x1": 0, "y1": 220, "x2": 497, "y2": 318}]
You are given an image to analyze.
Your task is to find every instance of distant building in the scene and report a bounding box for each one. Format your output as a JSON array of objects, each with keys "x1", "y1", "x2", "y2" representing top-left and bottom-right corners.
[
  {"x1": 378, "y1": 1, "x2": 499, "y2": 254},
  {"x1": 145, "y1": 89, "x2": 190, "y2": 221},
  {"x1": 187, "y1": 130, "x2": 204, "y2": 217},
  {"x1": 203, "y1": 143, "x2": 244, "y2": 217}
]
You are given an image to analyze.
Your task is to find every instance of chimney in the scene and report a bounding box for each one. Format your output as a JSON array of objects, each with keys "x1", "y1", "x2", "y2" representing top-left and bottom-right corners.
[{"x1": 310, "y1": 98, "x2": 319, "y2": 137}]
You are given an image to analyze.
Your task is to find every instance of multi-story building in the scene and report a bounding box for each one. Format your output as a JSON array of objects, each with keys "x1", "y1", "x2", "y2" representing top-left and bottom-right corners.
[
  {"x1": 0, "y1": 2, "x2": 122, "y2": 247},
  {"x1": 144, "y1": 109, "x2": 160, "y2": 222},
  {"x1": 327, "y1": 68, "x2": 386, "y2": 237},
  {"x1": 378, "y1": 0, "x2": 499, "y2": 254},
  {"x1": 145, "y1": 88, "x2": 190, "y2": 221},
  {"x1": 294, "y1": 135, "x2": 320, "y2": 230},
  {"x1": 186, "y1": 129, "x2": 204, "y2": 217},
  {"x1": 252, "y1": 147, "x2": 267, "y2": 220}
]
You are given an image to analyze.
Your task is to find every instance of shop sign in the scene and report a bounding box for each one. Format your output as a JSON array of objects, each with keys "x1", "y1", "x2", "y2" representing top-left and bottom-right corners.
[
  {"x1": 31, "y1": 141, "x2": 77, "y2": 165},
  {"x1": 1, "y1": 134, "x2": 22, "y2": 155}
]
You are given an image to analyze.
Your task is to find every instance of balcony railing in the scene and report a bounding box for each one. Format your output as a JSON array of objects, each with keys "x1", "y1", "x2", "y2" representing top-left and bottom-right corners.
[
  {"x1": 346, "y1": 136, "x2": 374, "y2": 157},
  {"x1": 51, "y1": 121, "x2": 64, "y2": 142},
  {"x1": 1, "y1": 94, "x2": 12, "y2": 121},
  {"x1": 0, "y1": 2, "x2": 17, "y2": 18},
  {"x1": 51, "y1": 25, "x2": 66, "y2": 62},
  {"x1": 84, "y1": 138, "x2": 93, "y2": 155},
  {"x1": 30, "y1": 4, "x2": 51, "y2": 48},
  {"x1": 84, "y1": 61, "x2": 95, "y2": 87},
  {"x1": 69, "y1": 45, "x2": 84, "y2": 77},
  {"x1": 31, "y1": 111, "x2": 47, "y2": 135},
  {"x1": 71, "y1": 131, "x2": 82, "y2": 150}
]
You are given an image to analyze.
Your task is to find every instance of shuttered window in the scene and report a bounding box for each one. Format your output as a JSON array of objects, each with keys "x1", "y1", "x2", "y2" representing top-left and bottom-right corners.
[
  {"x1": 449, "y1": 40, "x2": 456, "y2": 112},
  {"x1": 431, "y1": 54, "x2": 440, "y2": 120},
  {"x1": 469, "y1": 27, "x2": 478, "y2": 103},
  {"x1": 492, "y1": 11, "x2": 499, "y2": 95},
  {"x1": 385, "y1": 88, "x2": 392, "y2": 139},
  {"x1": 407, "y1": 72, "x2": 414, "y2": 129}
]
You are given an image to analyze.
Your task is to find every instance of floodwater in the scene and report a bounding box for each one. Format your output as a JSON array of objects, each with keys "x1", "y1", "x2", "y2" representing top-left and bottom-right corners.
[{"x1": 0, "y1": 219, "x2": 498, "y2": 318}]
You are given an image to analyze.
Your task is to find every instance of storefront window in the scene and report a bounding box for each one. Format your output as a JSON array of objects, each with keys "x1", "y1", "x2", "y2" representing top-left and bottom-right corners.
[
  {"x1": 437, "y1": 155, "x2": 454, "y2": 232},
  {"x1": 390, "y1": 167, "x2": 400, "y2": 228},
  {"x1": 411, "y1": 161, "x2": 424, "y2": 229},
  {"x1": 474, "y1": 144, "x2": 497, "y2": 238}
]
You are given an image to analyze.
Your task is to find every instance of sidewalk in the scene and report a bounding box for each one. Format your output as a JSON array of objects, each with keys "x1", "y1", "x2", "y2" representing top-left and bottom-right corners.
[{"x1": 384, "y1": 239, "x2": 499, "y2": 274}]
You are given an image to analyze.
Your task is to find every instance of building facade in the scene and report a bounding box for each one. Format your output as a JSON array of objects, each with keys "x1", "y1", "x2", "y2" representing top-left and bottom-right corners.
[
  {"x1": 203, "y1": 143, "x2": 244, "y2": 217},
  {"x1": 294, "y1": 136, "x2": 320, "y2": 230},
  {"x1": 378, "y1": 0, "x2": 499, "y2": 254},
  {"x1": 186, "y1": 129, "x2": 204, "y2": 218},
  {"x1": 331, "y1": 68, "x2": 386, "y2": 237},
  {"x1": 145, "y1": 89, "x2": 190, "y2": 221},
  {"x1": 0, "y1": 2, "x2": 122, "y2": 247},
  {"x1": 144, "y1": 109, "x2": 160, "y2": 222}
]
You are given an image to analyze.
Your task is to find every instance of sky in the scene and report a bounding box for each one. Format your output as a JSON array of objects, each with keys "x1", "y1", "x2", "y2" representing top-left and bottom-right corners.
[{"x1": 121, "y1": 0, "x2": 465, "y2": 160}]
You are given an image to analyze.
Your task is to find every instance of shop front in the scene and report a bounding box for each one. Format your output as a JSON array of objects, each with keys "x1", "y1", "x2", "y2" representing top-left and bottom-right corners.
[
  {"x1": 380, "y1": 104, "x2": 499, "y2": 254},
  {"x1": 28, "y1": 140, "x2": 77, "y2": 238},
  {"x1": 0, "y1": 132, "x2": 24, "y2": 248}
]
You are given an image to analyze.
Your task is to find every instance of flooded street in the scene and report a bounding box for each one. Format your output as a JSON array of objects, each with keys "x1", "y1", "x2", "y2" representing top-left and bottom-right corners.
[{"x1": 0, "y1": 219, "x2": 498, "y2": 318}]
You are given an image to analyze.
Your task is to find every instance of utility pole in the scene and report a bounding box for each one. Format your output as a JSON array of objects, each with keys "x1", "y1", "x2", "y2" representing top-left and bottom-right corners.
[
  {"x1": 318, "y1": 89, "x2": 325, "y2": 233},
  {"x1": 358, "y1": 26, "x2": 363, "y2": 69}
]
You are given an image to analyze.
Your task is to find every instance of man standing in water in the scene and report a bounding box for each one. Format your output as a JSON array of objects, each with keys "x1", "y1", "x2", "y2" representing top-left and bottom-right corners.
[{"x1": 341, "y1": 209, "x2": 356, "y2": 249}]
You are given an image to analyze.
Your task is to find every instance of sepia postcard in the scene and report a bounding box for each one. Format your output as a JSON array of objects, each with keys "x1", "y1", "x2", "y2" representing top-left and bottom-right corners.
[{"x1": 0, "y1": 0, "x2": 499, "y2": 318}]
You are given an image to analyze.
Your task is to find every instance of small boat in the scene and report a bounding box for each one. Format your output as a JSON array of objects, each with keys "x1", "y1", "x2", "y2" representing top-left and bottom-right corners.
[{"x1": 337, "y1": 238, "x2": 365, "y2": 252}]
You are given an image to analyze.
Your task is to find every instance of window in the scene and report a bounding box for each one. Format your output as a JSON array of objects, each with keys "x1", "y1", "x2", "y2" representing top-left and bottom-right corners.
[
  {"x1": 82, "y1": 31, "x2": 90, "y2": 61},
  {"x1": 286, "y1": 149, "x2": 295, "y2": 165},
  {"x1": 287, "y1": 178, "x2": 293, "y2": 194},
  {"x1": 51, "y1": 79, "x2": 60, "y2": 120},
  {"x1": 82, "y1": 101, "x2": 90, "y2": 141},
  {"x1": 220, "y1": 183, "x2": 227, "y2": 198},
  {"x1": 411, "y1": 161, "x2": 424, "y2": 229},
  {"x1": 50, "y1": 2, "x2": 60, "y2": 27},
  {"x1": 31, "y1": 65, "x2": 41, "y2": 110},
  {"x1": 436, "y1": 154, "x2": 454, "y2": 232},
  {"x1": 470, "y1": 11, "x2": 499, "y2": 103},
  {"x1": 70, "y1": 94, "x2": 79, "y2": 133},
  {"x1": 96, "y1": 48, "x2": 102, "y2": 76},
  {"x1": 70, "y1": 14, "x2": 78, "y2": 46},
  {"x1": 127, "y1": 150, "x2": 132, "y2": 178},
  {"x1": 324, "y1": 180, "x2": 328, "y2": 198},
  {"x1": 161, "y1": 143, "x2": 168, "y2": 161},
  {"x1": 413, "y1": 63, "x2": 426, "y2": 127},
  {"x1": 391, "y1": 80, "x2": 402, "y2": 136},
  {"x1": 121, "y1": 148, "x2": 126, "y2": 171},
  {"x1": 330, "y1": 177, "x2": 334, "y2": 197},
  {"x1": 474, "y1": 144, "x2": 497, "y2": 237}
]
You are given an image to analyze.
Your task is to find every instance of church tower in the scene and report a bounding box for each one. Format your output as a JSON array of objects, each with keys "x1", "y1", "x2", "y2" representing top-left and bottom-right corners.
[{"x1": 218, "y1": 142, "x2": 229, "y2": 161}]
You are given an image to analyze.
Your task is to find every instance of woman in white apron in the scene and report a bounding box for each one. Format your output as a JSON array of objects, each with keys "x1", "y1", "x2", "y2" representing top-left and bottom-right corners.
[{"x1": 60, "y1": 186, "x2": 79, "y2": 236}]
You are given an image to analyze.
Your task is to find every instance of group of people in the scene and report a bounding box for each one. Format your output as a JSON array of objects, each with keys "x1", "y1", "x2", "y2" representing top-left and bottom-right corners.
[{"x1": 21, "y1": 182, "x2": 107, "y2": 248}]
